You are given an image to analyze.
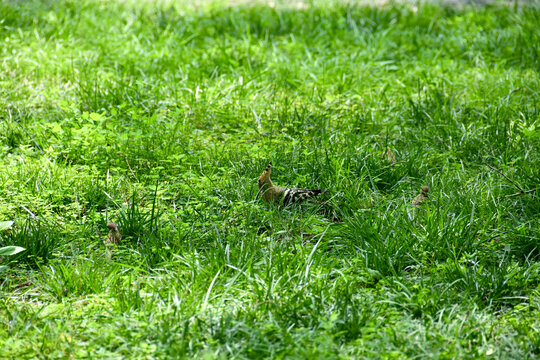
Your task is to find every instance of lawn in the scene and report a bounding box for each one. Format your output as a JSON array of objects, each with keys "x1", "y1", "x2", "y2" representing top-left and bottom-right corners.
[{"x1": 0, "y1": 0, "x2": 539, "y2": 358}]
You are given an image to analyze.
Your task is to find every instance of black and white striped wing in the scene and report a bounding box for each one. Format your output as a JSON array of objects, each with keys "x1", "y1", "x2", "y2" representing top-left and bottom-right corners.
[{"x1": 282, "y1": 188, "x2": 325, "y2": 205}]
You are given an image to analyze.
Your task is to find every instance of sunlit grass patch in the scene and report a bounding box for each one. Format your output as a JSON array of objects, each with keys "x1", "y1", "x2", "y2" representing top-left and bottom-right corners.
[{"x1": 0, "y1": 0, "x2": 539, "y2": 358}]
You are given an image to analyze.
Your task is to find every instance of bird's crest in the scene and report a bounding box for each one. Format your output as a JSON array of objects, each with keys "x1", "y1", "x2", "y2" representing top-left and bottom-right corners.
[{"x1": 258, "y1": 162, "x2": 272, "y2": 187}]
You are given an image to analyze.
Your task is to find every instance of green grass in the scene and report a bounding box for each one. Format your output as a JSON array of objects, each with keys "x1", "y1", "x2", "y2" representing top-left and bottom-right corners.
[{"x1": 1, "y1": 0, "x2": 539, "y2": 358}]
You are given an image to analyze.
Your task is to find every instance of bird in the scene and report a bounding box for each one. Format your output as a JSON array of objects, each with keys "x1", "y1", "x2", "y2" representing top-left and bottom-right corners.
[
  {"x1": 256, "y1": 162, "x2": 326, "y2": 205},
  {"x1": 412, "y1": 186, "x2": 429, "y2": 207},
  {"x1": 105, "y1": 222, "x2": 122, "y2": 246}
]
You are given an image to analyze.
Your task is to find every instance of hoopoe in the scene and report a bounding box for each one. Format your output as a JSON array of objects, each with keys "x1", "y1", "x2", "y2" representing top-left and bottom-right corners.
[
  {"x1": 412, "y1": 186, "x2": 429, "y2": 207},
  {"x1": 106, "y1": 222, "x2": 122, "y2": 246},
  {"x1": 256, "y1": 162, "x2": 326, "y2": 205}
]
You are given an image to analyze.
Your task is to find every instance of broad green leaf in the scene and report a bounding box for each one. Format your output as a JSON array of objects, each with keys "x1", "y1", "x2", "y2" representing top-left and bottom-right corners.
[
  {"x1": 90, "y1": 112, "x2": 102, "y2": 121},
  {"x1": 0, "y1": 246, "x2": 26, "y2": 256},
  {"x1": 0, "y1": 221, "x2": 14, "y2": 231}
]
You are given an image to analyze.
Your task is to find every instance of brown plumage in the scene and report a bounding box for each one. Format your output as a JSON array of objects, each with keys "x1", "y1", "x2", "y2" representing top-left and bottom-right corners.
[
  {"x1": 412, "y1": 186, "x2": 429, "y2": 207},
  {"x1": 256, "y1": 162, "x2": 325, "y2": 205},
  {"x1": 106, "y1": 222, "x2": 121, "y2": 246}
]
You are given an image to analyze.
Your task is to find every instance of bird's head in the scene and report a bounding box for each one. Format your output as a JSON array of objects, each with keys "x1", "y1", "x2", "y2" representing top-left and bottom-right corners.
[
  {"x1": 256, "y1": 162, "x2": 273, "y2": 199},
  {"x1": 107, "y1": 222, "x2": 118, "y2": 232},
  {"x1": 257, "y1": 162, "x2": 272, "y2": 188}
]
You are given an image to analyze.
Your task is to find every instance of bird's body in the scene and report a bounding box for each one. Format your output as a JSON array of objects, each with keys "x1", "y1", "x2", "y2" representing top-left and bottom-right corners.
[
  {"x1": 257, "y1": 162, "x2": 325, "y2": 205},
  {"x1": 106, "y1": 222, "x2": 121, "y2": 246},
  {"x1": 412, "y1": 186, "x2": 429, "y2": 207}
]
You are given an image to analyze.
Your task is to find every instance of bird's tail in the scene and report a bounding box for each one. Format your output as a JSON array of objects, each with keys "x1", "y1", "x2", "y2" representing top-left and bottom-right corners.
[{"x1": 283, "y1": 188, "x2": 327, "y2": 205}]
